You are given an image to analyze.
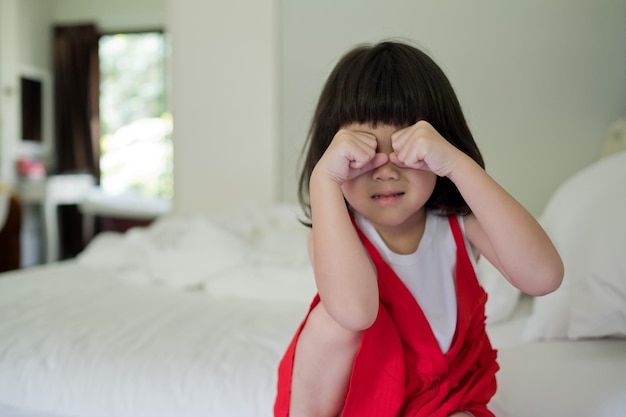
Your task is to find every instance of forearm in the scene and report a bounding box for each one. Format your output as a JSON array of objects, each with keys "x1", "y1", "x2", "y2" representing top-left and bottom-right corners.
[
  {"x1": 309, "y1": 172, "x2": 379, "y2": 330},
  {"x1": 449, "y1": 155, "x2": 563, "y2": 295}
]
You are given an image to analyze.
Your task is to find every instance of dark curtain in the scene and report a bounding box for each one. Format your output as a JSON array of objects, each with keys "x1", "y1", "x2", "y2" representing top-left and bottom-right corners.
[
  {"x1": 53, "y1": 24, "x2": 100, "y2": 259},
  {"x1": 53, "y1": 24, "x2": 100, "y2": 177}
]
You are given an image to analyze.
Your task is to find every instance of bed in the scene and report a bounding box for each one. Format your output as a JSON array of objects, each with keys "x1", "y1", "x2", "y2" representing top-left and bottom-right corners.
[{"x1": 1, "y1": 131, "x2": 625, "y2": 417}]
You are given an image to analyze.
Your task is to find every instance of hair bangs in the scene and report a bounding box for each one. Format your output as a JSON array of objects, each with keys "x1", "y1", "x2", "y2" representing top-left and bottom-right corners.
[{"x1": 333, "y1": 44, "x2": 430, "y2": 129}]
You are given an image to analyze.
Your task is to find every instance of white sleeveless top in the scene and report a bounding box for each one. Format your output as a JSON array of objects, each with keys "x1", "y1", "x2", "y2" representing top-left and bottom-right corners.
[{"x1": 355, "y1": 211, "x2": 476, "y2": 353}]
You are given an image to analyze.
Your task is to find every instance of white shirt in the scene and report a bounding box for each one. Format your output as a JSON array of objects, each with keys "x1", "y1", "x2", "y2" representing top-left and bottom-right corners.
[{"x1": 355, "y1": 211, "x2": 474, "y2": 353}]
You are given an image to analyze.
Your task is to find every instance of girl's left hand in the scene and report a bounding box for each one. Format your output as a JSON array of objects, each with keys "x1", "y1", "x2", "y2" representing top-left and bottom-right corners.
[{"x1": 390, "y1": 120, "x2": 464, "y2": 178}]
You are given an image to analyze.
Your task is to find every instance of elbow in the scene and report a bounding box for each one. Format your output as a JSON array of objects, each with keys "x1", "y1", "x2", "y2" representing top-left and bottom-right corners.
[
  {"x1": 526, "y1": 258, "x2": 565, "y2": 296},
  {"x1": 339, "y1": 309, "x2": 378, "y2": 332},
  {"x1": 327, "y1": 300, "x2": 379, "y2": 331}
]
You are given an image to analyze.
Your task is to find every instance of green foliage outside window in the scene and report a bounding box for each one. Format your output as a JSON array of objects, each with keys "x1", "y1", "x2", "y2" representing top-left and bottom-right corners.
[{"x1": 99, "y1": 32, "x2": 173, "y2": 199}]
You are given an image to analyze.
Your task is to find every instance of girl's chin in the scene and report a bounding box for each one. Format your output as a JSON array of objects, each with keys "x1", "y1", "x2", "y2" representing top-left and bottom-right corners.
[{"x1": 369, "y1": 211, "x2": 423, "y2": 228}]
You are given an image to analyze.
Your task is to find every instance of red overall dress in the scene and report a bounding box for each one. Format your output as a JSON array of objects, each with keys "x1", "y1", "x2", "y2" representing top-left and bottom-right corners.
[{"x1": 274, "y1": 216, "x2": 499, "y2": 417}]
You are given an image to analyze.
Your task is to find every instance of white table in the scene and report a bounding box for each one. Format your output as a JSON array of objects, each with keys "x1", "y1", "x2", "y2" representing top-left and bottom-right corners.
[{"x1": 18, "y1": 174, "x2": 95, "y2": 263}]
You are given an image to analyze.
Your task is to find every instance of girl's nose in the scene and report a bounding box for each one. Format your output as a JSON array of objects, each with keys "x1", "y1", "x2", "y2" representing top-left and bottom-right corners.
[{"x1": 373, "y1": 160, "x2": 399, "y2": 181}]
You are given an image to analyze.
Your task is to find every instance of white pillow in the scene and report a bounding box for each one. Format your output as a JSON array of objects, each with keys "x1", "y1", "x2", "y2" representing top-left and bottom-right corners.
[
  {"x1": 78, "y1": 215, "x2": 250, "y2": 288},
  {"x1": 568, "y1": 181, "x2": 626, "y2": 338},
  {"x1": 524, "y1": 150, "x2": 626, "y2": 340},
  {"x1": 218, "y1": 203, "x2": 310, "y2": 266}
]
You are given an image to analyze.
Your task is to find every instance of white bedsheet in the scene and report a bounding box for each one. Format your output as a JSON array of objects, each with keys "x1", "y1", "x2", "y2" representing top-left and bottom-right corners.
[{"x1": 0, "y1": 262, "x2": 310, "y2": 417}]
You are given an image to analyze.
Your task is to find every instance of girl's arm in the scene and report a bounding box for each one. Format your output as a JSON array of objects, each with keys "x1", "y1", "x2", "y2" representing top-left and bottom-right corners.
[
  {"x1": 308, "y1": 130, "x2": 386, "y2": 331},
  {"x1": 451, "y1": 156, "x2": 563, "y2": 296},
  {"x1": 391, "y1": 121, "x2": 563, "y2": 295}
]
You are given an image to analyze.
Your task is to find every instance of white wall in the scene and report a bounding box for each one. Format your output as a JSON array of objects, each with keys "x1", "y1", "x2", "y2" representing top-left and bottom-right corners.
[
  {"x1": 167, "y1": 0, "x2": 279, "y2": 215},
  {"x1": 52, "y1": 0, "x2": 165, "y2": 32},
  {"x1": 0, "y1": 0, "x2": 19, "y2": 185},
  {"x1": 280, "y1": 0, "x2": 626, "y2": 216},
  {"x1": 19, "y1": 0, "x2": 54, "y2": 70},
  {"x1": 0, "y1": 0, "x2": 55, "y2": 185}
]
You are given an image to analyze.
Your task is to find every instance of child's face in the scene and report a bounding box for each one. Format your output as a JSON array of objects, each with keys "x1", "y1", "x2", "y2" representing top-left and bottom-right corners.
[{"x1": 340, "y1": 122, "x2": 437, "y2": 232}]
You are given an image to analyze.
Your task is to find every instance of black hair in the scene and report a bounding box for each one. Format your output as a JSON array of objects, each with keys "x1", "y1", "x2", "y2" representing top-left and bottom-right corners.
[{"x1": 297, "y1": 40, "x2": 484, "y2": 225}]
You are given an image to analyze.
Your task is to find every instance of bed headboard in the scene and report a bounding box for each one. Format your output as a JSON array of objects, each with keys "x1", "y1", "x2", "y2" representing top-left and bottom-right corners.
[{"x1": 601, "y1": 116, "x2": 626, "y2": 158}]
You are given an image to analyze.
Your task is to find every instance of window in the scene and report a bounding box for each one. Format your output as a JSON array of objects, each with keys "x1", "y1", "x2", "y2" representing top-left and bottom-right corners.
[{"x1": 98, "y1": 31, "x2": 172, "y2": 199}]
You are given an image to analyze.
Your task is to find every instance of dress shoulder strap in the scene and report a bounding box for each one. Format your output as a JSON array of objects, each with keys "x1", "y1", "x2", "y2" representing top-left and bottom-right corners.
[
  {"x1": 447, "y1": 215, "x2": 464, "y2": 248},
  {"x1": 447, "y1": 215, "x2": 474, "y2": 268}
]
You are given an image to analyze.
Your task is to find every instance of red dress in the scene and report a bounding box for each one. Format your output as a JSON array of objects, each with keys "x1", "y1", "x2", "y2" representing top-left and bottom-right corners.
[{"x1": 274, "y1": 216, "x2": 499, "y2": 417}]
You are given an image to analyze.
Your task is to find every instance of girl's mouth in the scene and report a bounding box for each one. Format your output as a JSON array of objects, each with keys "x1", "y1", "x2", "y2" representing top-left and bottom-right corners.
[{"x1": 372, "y1": 191, "x2": 405, "y2": 200}]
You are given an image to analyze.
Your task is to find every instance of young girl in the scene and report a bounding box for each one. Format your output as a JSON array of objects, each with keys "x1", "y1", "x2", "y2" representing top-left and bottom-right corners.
[{"x1": 274, "y1": 40, "x2": 563, "y2": 417}]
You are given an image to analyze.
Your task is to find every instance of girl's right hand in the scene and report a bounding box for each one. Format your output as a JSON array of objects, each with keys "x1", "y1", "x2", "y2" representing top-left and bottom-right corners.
[{"x1": 314, "y1": 129, "x2": 388, "y2": 185}]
